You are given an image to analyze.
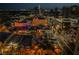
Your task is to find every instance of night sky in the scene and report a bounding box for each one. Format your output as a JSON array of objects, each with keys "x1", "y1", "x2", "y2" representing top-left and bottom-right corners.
[{"x1": 0, "y1": 3, "x2": 79, "y2": 9}]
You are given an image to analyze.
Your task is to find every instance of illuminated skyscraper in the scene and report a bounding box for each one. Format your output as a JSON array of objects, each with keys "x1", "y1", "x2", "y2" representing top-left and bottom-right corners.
[{"x1": 38, "y1": 5, "x2": 41, "y2": 15}]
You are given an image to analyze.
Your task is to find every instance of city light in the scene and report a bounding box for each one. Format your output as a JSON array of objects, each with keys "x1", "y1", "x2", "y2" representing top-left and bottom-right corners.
[{"x1": 0, "y1": 4, "x2": 79, "y2": 55}]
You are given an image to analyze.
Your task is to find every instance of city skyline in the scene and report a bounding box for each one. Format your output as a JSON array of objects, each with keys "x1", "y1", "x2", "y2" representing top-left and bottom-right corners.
[{"x1": 0, "y1": 3, "x2": 79, "y2": 9}]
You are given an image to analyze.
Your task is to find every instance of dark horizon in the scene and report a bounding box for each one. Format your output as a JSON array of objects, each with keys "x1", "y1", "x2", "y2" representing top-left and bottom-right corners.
[{"x1": 0, "y1": 3, "x2": 79, "y2": 9}]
